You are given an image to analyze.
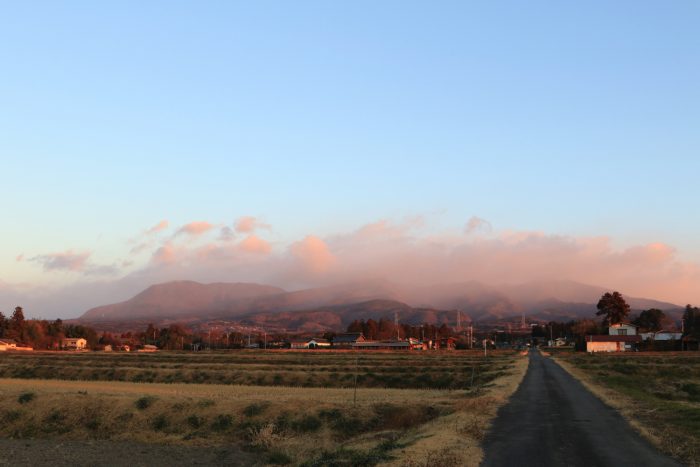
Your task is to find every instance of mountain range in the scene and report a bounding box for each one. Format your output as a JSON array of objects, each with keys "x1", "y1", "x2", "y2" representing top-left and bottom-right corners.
[{"x1": 78, "y1": 279, "x2": 683, "y2": 331}]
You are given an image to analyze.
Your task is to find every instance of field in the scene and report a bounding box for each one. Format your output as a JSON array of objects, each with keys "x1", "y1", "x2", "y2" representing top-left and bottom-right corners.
[
  {"x1": 554, "y1": 352, "x2": 700, "y2": 465},
  {"x1": 0, "y1": 350, "x2": 527, "y2": 466}
]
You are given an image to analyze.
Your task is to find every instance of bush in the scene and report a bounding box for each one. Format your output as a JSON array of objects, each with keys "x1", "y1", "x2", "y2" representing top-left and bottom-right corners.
[
  {"x1": 187, "y1": 414, "x2": 204, "y2": 429},
  {"x1": 17, "y1": 392, "x2": 35, "y2": 404},
  {"x1": 151, "y1": 414, "x2": 169, "y2": 431},
  {"x1": 135, "y1": 396, "x2": 156, "y2": 410},
  {"x1": 291, "y1": 415, "x2": 322, "y2": 433},
  {"x1": 211, "y1": 414, "x2": 234, "y2": 432}
]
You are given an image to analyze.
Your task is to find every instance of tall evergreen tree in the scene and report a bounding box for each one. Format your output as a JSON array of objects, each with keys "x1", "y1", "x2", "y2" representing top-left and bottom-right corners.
[{"x1": 596, "y1": 292, "x2": 630, "y2": 327}]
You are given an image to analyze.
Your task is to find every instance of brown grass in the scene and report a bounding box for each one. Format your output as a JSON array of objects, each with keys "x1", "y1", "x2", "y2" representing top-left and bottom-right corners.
[{"x1": 0, "y1": 351, "x2": 526, "y2": 466}]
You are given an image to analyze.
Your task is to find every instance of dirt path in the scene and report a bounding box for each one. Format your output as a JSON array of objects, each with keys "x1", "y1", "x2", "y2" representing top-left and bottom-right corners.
[
  {"x1": 481, "y1": 350, "x2": 679, "y2": 467},
  {"x1": 0, "y1": 438, "x2": 254, "y2": 466}
]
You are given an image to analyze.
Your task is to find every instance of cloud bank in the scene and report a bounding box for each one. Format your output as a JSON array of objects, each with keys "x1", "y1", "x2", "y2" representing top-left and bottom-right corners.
[{"x1": 5, "y1": 216, "x2": 700, "y2": 318}]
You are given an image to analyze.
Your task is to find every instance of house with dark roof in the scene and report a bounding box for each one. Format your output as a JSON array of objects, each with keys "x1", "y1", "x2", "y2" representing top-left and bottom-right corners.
[{"x1": 332, "y1": 332, "x2": 365, "y2": 348}]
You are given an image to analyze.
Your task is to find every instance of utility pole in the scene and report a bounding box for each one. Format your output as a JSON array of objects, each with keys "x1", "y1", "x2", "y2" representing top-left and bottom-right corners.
[{"x1": 394, "y1": 311, "x2": 400, "y2": 340}]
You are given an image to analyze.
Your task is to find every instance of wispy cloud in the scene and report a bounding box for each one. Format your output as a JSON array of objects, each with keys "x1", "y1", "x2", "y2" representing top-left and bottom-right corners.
[
  {"x1": 28, "y1": 250, "x2": 120, "y2": 277},
  {"x1": 234, "y1": 216, "x2": 271, "y2": 233},
  {"x1": 175, "y1": 221, "x2": 215, "y2": 237},
  {"x1": 29, "y1": 251, "x2": 91, "y2": 272},
  {"x1": 146, "y1": 220, "x2": 169, "y2": 235}
]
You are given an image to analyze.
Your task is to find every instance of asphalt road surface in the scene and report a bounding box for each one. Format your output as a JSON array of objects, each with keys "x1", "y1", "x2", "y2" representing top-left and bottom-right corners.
[{"x1": 481, "y1": 350, "x2": 680, "y2": 467}]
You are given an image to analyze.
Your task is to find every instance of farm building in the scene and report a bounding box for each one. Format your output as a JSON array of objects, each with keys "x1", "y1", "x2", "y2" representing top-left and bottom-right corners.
[
  {"x1": 639, "y1": 330, "x2": 683, "y2": 341},
  {"x1": 586, "y1": 335, "x2": 642, "y2": 352},
  {"x1": 138, "y1": 344, "x2": 158, "y2": 352},
  {"x1": 332, "y1": 333, "x2": 365, "y2": 348},
  {"x1": 288, "y1": 338, "x2": 331, "y2": 349},
  {"x1": 61, "y1": 338, "x2": 88, "y2": 350}
]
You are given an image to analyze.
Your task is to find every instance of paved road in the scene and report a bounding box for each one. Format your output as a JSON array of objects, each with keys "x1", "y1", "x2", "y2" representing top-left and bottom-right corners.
[{"x1": 481, "y1": 350, "x2": 679, "y2": 467}]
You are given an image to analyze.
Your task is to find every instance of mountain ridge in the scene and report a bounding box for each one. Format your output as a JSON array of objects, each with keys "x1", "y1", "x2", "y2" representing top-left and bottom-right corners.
[{"x1": 79, "y1": 279, "x2": 683, "y2": 330}]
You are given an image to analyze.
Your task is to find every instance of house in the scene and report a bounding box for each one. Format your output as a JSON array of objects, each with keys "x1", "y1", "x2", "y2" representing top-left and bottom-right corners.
[
  {"x1": 308, "y1": 338, "x2": 330, "y2": 349},
  {"x1": 608, "y1": 323, "x2": 638, "y2": 336},
  {"x1": 332, "y1": 333, "x2": 365, "y2": 349},
  {"x1": 62, "y1": 338, "x2": 88, "y2": 350},
  {"x1": 586, "y1": 335, "x2": 641, "y2": 352},
  {"x1": 289, "y1": 340, "x2": 310, "y2": 349},
  {"x1": 138, "y1": 344, "x2": 158, "y2": 352},
  {"x1": 0, "y1": 339, "x2": 17, "y2": 351}
]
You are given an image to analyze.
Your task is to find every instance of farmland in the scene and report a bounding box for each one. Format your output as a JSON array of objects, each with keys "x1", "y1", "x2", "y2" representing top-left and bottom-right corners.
[
  {"x1": 554, "y1": 352, "x2": 700, "y2": 465},
  {"x1": 0, "y1": 350, "x2": 516, "y2": 389},
  {"x1": 0, "y1": 350, "x2": 527, "y2": 466}
]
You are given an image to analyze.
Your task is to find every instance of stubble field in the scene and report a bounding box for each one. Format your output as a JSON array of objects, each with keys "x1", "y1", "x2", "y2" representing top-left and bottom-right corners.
[{"x1": 0, "y1": 350, "x2": 527, "y2": 466}]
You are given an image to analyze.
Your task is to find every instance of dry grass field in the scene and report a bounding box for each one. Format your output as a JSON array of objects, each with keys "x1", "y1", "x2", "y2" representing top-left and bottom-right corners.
[
  {"x1": 0, "y1": 350, "x2": 527, "y2": 466},
  {"x1": 554, "y1": 352, "x2": 700, "y2": 466}
]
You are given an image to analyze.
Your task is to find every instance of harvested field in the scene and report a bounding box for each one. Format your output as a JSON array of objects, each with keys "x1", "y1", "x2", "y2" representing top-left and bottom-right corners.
[
  {"x1": 0, "y1": 350, "x2": 527, "y2": 466},
  {"x1": 0, "y1": 350, "x2": 514, "y2": 390},
  {"x1": 554, "y1": 352, "x2": 700, "y2": 466}
]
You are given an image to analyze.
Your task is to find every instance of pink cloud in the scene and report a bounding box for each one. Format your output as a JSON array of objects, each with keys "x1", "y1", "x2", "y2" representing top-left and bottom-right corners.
[
  {"x1": 239, "y1": 235, "x2": 272, "y2": 254},
  {"x1": 151, "y1": 243, "x2": 181, "y2": 265},
  {"x1": 176, "y1": 221, "x2": 214, "y2": 236},
  {"x1": 290, "y1": 235, "x2": 335, "y2": 274},
  {"x1": 147, "y1": 220, "x2": 169, "y2": 235},
  {"x1": 16, "y1": 254, "x2": 24, "y2": 262},
  {"x1": 235, "y1": 216, "x2": 271, "y2": 233}
]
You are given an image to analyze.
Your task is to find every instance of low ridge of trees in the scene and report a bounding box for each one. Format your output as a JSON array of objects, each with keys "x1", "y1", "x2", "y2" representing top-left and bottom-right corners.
[{"x1": 346, "y1": 318, "x2": 451, "y2": 340}]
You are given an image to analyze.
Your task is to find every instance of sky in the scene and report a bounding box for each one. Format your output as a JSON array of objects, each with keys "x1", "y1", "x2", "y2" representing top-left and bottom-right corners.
[{"x1": 1, "y1": 1, "x2": 699, "y2": 318}]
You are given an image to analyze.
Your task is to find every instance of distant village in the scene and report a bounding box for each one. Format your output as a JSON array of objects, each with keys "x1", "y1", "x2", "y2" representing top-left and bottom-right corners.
[{"x1": 2, "y1": 299, "x2": 700, "y2": 353}]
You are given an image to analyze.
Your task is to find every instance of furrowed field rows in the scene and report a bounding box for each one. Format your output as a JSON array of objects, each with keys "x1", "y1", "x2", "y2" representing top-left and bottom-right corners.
[
  {"x1": 0, "y1": 352, "x2": 528, "y2": 465},
  {"x1": 0, "y1": 351, "x2": 516, "y2": 390}
]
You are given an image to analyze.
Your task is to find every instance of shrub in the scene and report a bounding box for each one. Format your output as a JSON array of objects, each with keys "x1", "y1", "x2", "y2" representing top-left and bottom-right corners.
[
  {"x1": 187, "y1": 415, "x2": 204, "y2": 429},
  {"x1": 2, "y1": 410, "x2": 22, "y2": 423},
  {"x1": 135, "y1": 396, "x2": 156, "y2": 410},
  {"x1": 17, "y1": 392, "x2": 35, "y2": 404},
  {"x1": 211, "y1": 414, "x2": 234, "y2": 432},
  {"x1": 291, "y1": 415, "x2": 322, "y2": 433},
  {"x1": 151, "y1": 414, "x2": 169, "y2": 431},
  {"x1": 249, "y1": 422, "x2": 279, "y2": 449}
]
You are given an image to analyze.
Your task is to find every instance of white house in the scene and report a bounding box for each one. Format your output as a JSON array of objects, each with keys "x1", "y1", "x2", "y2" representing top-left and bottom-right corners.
[
  {"x1": 608, "y1": 323, "x2": 638, "y2": 336},
  {"x1": 586, "y1": 324, "x2": 641, "y2": 352},
  {"x1": 62, "y1": 338, "x2": 87, "y2": 350},
  {"x1": 0, "y1": 339, "x2": 17, "y2": 351}
]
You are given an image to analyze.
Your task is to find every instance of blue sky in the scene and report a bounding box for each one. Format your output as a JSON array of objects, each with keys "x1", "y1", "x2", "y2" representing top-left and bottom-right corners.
[{"x1": 1, "y1": 1, "x2": 699, "y2": 312}]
